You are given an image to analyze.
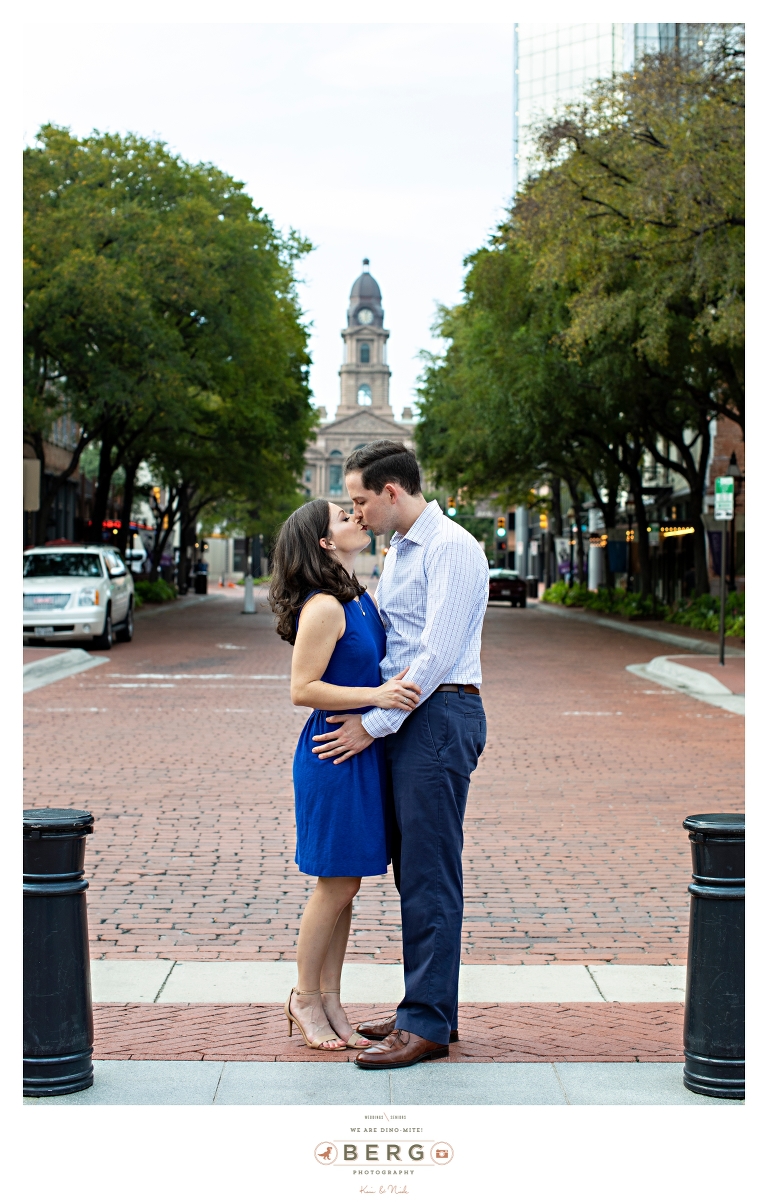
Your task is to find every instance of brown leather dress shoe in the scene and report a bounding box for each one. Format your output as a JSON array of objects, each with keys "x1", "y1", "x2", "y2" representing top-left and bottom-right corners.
[
  {"x1": 355, "y1": 1029, "x2": 449, "y2": 1070},
  {"x1": 356, "y1": 1014, "x2": 459, "y2": 1043}
]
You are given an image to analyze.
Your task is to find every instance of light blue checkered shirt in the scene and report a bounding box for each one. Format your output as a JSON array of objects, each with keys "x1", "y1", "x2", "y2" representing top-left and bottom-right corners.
[{"x1": 361, "y1": 500, "x2": 489, "y2": 739}]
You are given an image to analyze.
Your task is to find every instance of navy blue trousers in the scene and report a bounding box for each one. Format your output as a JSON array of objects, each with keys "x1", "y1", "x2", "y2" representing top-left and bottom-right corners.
[{"x1": 385, "y1": 688, "x2": 487, "y2": 1044}]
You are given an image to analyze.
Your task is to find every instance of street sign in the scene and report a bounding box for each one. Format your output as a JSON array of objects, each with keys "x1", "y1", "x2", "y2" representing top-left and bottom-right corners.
[
  {"x1": 714, "y1": 476, "x2": 734, "y2": 664},
  {"x1": 714, "y1": 476, "x2": 734, "y2": 521},
  {"x1": 648, "y1": 523, "x2": 660, "y2": 547}
]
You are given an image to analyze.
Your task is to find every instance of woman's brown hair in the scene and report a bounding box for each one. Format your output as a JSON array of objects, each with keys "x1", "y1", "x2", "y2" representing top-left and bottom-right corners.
[{"x1": 268, "y1": 499, "x2": 366, "y2": 644}]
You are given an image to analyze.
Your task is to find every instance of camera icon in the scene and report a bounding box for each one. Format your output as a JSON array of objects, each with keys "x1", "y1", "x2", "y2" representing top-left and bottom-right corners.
[{"x1": 430, "y1": 1142, "x2": 454, "y2": 1165}]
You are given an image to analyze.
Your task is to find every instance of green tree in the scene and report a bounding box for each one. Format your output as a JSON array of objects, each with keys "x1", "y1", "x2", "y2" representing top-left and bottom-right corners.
[
  {"x1": 417, "y1": 29, "x2": 743, "y2": 596},
  {"x1": 416, "y1": 243, "x2": 640, "y2": 586},
  {"x1": 24, "y1": 125, "x2": 314, "y2": 554},
  {"x1": 518, "y1": 28, "x2": 744, "y2": 590}
]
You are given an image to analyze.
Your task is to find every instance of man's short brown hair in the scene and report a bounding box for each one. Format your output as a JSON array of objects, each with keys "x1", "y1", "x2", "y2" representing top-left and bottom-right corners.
[{"x1": 345, "y1": 441, "x2": 422, "y2": 496}]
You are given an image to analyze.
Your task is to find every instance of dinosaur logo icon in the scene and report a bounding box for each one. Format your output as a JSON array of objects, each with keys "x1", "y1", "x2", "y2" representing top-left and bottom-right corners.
[{"x1": 314, "y1": 1143, "x2": 338, "y2": 1165}]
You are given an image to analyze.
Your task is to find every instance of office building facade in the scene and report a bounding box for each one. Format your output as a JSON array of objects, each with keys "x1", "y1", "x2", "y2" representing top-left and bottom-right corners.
[{"x1": 513, "y1": 23, "x2": 705, "y2": 191}]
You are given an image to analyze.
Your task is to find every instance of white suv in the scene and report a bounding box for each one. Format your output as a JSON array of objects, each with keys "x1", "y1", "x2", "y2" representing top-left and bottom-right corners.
[{"x1": 23, "y1": 545, "x2": 135, "y2": 649}]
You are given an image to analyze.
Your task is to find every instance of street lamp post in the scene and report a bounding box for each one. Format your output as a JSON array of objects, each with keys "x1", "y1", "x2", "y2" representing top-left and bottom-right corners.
[
  {"x1": 714, "y1": 472, "x2": 735, "y2": 666},
  {"x1": 726, "y1": 452, "x2": 744, "y2": 593}
]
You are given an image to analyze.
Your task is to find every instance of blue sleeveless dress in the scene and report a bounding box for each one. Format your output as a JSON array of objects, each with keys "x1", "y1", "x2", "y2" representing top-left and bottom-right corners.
[{"x1": 292, "y1": 591, "x2": 389, "y2": 878}]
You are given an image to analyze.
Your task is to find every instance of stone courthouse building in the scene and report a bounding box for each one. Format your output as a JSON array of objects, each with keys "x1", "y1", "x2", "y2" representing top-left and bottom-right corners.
[{"x1": 303, "y1": 261, "x2": 415, "y2": 551}]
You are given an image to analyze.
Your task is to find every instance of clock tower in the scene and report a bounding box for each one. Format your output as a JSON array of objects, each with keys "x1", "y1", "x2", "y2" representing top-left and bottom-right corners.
[
  {"x1": 301, "y1": 259, "x2": 415, "y2": 508},
  {"x1": 335, "y1": 259, "x2": 393, "y2": 417}
]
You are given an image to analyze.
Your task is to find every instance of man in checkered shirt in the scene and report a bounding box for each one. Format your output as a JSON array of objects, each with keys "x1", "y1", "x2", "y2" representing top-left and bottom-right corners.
[{"x1": 312, "y1": 441, "x2": 489, "y2": 1071}]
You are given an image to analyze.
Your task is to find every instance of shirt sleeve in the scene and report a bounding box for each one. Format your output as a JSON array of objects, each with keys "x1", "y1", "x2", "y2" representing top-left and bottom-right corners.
[{"x1": 361, "y1": 537, "x2": 486, "y2": 738}]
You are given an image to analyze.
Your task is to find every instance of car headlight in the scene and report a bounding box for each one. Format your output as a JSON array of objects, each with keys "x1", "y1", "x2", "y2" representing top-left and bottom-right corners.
[{"x1": 78, "y1": 587, "x2": 100, "y2": 606}]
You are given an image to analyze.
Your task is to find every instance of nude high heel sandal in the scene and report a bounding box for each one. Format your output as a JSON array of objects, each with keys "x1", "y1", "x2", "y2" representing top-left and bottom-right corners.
[
  {"x1": 320, "y1": 988, "x2": 371, "y2": 1049},
  {"x1": 285, "y1": 988, "x2": 346, "y2": 1050}
]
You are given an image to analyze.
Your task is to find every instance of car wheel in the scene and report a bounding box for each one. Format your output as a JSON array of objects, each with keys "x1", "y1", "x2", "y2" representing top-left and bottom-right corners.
[
  {"x1": 116, "y1": 600, "x2": 134, "y2": 643},
  {"x1": 92, "y1": 607, "x2": 113, "y2": 650}
]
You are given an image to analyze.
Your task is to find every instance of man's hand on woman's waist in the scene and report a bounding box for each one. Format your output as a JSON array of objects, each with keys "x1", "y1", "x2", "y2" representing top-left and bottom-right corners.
[{"x1": 312, "y1": 714, "x2": 375, "y2": 764}]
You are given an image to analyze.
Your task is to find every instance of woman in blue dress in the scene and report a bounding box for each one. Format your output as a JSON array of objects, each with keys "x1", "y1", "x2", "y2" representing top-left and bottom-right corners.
[{"x1": 269, "y1": 500, "x2": 420, "y2": 1051}]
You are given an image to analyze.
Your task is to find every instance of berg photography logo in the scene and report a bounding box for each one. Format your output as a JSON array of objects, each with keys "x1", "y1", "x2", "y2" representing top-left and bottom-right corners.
[{"x1": 313, "y1": 1112, "x2": 454, "y2": 1181}]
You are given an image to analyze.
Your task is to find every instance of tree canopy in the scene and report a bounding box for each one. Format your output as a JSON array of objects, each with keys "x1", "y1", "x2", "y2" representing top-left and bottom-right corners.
[
  {"x1": 416, "y1": 28, "x2": 744, "y2": 595},
  {"x1": 24, "y1": 124, "x2": 315, "y2": 565}
]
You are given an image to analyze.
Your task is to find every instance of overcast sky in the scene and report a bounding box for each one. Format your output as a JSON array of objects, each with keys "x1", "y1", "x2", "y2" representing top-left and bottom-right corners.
[{"x1": 23, "y1": 22, "x2": 514, "y2": 420}]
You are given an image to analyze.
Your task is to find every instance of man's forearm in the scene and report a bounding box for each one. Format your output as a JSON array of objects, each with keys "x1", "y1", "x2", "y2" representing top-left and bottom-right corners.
[{"x1": 361, "y1": 648, "x2": 458, "y2": 739}]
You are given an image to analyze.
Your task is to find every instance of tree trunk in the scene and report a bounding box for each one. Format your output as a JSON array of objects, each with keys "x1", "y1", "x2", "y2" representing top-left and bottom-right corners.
[
  {"x1": 544, "y1": 529, "x2": 553, "y2": 587},
  {"x1": 148, "y1": 521, "x2": 173, "y2": 583},
  {"x1": 600, "y1": 487, "x2": 618, "y2": 590},
  {"x1": 586, "y1": 472, "x2": 618, "y2": 591},
  {"x1": 116, "y1": 456, "x2": 140, "y2": 559},
  {"x1": 148, "y1": 488, "x2": 179, "y2": 583},
  {"x1": 624, "y1": 460, "x2": 652, "y2": 597},
  {"x1": 691, "y1": 514, "x2": 710, "y2": 597},
  {"x1": 177, "y1": 491, "x2": 189, "y2": 595},
  {"x1": 90, "y1": 436, "x2": 117, "y2": 543},
  {"x1": 634, "y1": 492, "x2": 652, "y2": 600},
  {"x1": 177, "y1": 484, "x2": 196, "y2": 595},
  {"x1": 550, "y1": 475, "x2": 563, "y2": 537},
  {"x1": 647, "y1": 415, "x2": 712, "y2": 596},
  {"x1": 682, "y1": 421, "x2": 711, "y2": 597},
  {"x1": 564, "y1": 477, "x2": 586, "y2": 584}
]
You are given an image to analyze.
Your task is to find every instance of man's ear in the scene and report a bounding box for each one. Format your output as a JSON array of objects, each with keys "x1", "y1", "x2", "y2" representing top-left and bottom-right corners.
[{"x1": 384, "y1": 483, "x2": 399, "y2": 504}]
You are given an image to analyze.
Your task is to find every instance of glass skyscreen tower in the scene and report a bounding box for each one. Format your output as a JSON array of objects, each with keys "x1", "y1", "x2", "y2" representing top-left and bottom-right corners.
[{"x1": 512, "y1": 23, "x2": 704, "y2": 190}]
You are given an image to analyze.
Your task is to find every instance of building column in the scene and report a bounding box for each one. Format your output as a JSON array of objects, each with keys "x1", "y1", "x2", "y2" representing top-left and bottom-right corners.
[{"x1": 515, "y1": 507, "x2": 529, "y2": 577}]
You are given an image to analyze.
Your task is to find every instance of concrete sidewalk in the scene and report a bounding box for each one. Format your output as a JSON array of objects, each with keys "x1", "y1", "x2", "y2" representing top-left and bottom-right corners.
[
  {"x1": 24, "y1": 1060, "x2": 740, "y2": 1106},
  {"x1": 87, "y1": 964, "x2": 689, "y2": 1066},
  {"x1": 627, "y1": 655, "x2": 745, "y2": 715},
  {"x1": 23, "y1": 648, "x2": 110, "y2": 693},
  {"x1": 537, "y1": 601, "x2": 744, "y2": 656},
  {"x1": 90, "y1": 961, "x2": 687, "y2": 1004}
]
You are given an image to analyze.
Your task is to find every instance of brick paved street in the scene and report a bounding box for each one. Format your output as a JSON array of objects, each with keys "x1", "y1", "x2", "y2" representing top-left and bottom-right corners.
[
  {"x1": 92, "y1": 1002, "x2": 683, "y2": 1063},
  {"x1": 23, "y1": 589, "x2": 744, "y2": 965}
]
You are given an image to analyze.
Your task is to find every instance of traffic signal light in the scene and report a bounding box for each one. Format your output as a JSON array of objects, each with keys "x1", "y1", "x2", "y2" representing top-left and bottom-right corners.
[
  {"x1": 496, "y1": 518, "x2": 506, "y2": 538},
  {"x1": 446, "y1": 497, "x2": 457, "y2": 517},
  {"x1": 539, "y1": 512, "x2": 548, "y2": 530}
]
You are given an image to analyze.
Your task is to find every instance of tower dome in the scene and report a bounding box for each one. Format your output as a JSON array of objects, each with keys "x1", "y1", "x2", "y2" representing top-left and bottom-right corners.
[{"x1": 347, "y1": 259, "x2": 384, "y2": 327}]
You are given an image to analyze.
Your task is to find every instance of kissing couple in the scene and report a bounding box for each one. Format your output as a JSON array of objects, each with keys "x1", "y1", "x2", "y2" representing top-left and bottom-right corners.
[{"x1": 269, "y1": 440, "x2": 488, "y2": 1069}]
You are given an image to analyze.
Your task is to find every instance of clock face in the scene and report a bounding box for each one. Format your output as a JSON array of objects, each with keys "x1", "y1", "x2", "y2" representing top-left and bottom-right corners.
[{"x1": 357, "y1": 308, "x2": 374, "y2": 325}]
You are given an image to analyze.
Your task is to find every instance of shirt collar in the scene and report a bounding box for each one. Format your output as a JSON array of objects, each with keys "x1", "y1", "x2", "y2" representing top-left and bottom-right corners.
[{"x1": 390, "y1": 500, "x2": 442, "y2": 547}]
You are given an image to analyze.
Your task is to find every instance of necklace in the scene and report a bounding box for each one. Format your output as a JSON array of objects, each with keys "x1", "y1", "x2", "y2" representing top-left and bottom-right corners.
[{"x1": 355, "y1": 595, "x2": 366, "y2": 616}]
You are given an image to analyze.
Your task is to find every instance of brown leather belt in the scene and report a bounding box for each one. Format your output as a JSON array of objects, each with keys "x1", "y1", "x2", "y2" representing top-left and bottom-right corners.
[{"x1": 435, "y1": 684, "x2": 480, "y2": 695}]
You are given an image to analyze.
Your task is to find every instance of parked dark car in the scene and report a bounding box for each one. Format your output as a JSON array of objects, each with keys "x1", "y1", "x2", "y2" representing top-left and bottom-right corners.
[{"x1": 488, "y1": 568, "x2": 527, "y2": 607}]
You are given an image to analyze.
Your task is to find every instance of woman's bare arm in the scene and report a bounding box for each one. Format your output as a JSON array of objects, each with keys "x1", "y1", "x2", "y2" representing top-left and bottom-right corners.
[{"x1": 291, "y1": 593, "x2": 420, "y2": 712}]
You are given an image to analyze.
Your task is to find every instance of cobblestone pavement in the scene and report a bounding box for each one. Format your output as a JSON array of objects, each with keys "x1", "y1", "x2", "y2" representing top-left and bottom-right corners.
[
  {"x1": 92, "y1": 1002, "x2": 683, "y2": 1062},
  {"x1": 23, "y1": 590, "x2": 744, "y2": 964}
]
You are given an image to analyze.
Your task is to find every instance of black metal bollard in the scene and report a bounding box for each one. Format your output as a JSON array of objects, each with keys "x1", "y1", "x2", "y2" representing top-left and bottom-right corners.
[
  {"x1": 24, "y1": 808, "x2": 95, "y2": 1096},
  {"x1": 682, "y1": 813, "x2": 744, "y2": 1099}
]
